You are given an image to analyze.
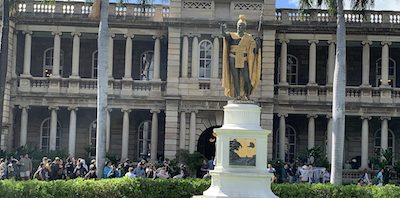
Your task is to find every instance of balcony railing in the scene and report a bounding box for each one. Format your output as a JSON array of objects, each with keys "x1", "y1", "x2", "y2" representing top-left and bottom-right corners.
[
  {"x1": 10, "y1": 1, "x2": 400, "y2": 25},
  {"x1": 15, "y1": 1, "x2": 170, "y2": 21},
  {"x1": 275, "y1": 9, "x2": 400, "y2": 25},
  {"x1": 275, "y1": 85, "x2": 400, "y2": 103},
  {"x1": 17, "y1": 77, "x2": 165, "y2": 97}
]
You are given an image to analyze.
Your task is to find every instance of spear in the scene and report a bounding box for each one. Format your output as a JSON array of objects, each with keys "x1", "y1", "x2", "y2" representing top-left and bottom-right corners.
[{"x1": 257, "y1": 7, "x2": 264, "y2": 36}]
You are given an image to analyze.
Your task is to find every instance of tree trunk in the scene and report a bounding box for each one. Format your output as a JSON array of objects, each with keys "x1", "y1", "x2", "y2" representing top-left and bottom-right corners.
[
  {"x1": 96, "y1": 0, "x2": 109, "y2": 178},
  {"x1": 0, "y1": 0, "x2": 10, "y2": 144},
  {"x1": 331, "y1": 0, "x2": 346, "y2": 184}
]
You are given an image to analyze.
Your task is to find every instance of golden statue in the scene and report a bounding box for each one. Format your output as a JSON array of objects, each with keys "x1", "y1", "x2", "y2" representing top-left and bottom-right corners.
[{"x1": 221, "y1": 15, "x2": 262, "y2": 100}]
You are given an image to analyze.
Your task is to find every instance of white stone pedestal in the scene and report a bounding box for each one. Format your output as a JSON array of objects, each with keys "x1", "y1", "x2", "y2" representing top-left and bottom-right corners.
[{"x1": 203, "y1": 101, "x2": 277, "y2": 198}]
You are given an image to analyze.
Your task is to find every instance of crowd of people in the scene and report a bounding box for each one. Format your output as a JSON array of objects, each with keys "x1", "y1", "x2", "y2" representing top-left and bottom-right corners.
[
  {"x1": 0, "y1": 154, "x2": 196, "y2": 181},
  {"x1": 266, "y1": 161, "x2": 330, "y2": 184},
  {"x1": 0, "y1": 154, "x2": 390, "y2": 186},
  {"x1": 266, "y1": 160, "x2": 389, "y2": 186}
]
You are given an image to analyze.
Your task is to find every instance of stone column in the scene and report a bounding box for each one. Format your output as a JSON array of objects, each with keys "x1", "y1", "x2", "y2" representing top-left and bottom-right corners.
[
  {"x1": 19, "y1": 105, "x2": 29, "y2": 146},
  {"x1": 189, "y1": 110, "x2": 197, "y2": 153},
  {"x1": 362, "y1": 41, "x2": 372, "y2": 86},
  {"x1": 279, "y1": 39, "x2": 289, "y2": 84},
  {"x1": 70, "y1": 32, "x2": 81, "y2": 78},
  {"x1": 181, "y1": 35, "x2": 189, "y2": 78},
  {"x1": 191, "y1": 35, "x2": 199, "y2": 78},
  {"x1": 121, "y1": 109, "x2": 131, "y2": 160},
  {"x1": 68, "y1": 107, "x2": 78, "y2": 156},
  {"x1": 150, "y1": 109, "x2": 160, "y2": 162},
  {"x1": 108, "y1": 34, "x2": 115, "y2": 78},
  {"x1": 22, "y1": 32, "x2": 32, "y2": 76},
  {"x1": 308, "y1": 40, "x2": 318, "y2": 85},
  {"x1": 153, "y1": 36, "x2": 161, "y2": 80},
  {"x1": 380, "y1": 117, "x2": 390, "y2": 153},
  {"x1": 380, "y1": 42, "x2": 391, "y2": 87},
  {"x1": 106, "y1": 109, "x2": 112, "y2": 152},
  {"x1": 124, "y1": 34, "x2": 134, "y2": 80},
  {"x1": 307, "y1": 114, "x2": 317, "y2": 149},
  {"x1": 179, "y1": 111, "x2": 186, "y2": 149},
  {"x1": 49, "y1": 106, "x2": 59, "y2": 150},
  {"x1": 143, "y1": 122, "x2": 149, "y2": 157},
  {"x1": 326, "y1": 115, "x2": 333, "y2": 163},
  {"x1": 52, "y1": 32, "x2": 62, "y2": 77},
  {"x1": 327, "y1": 40, "x2": 335, "y2": 85},
  {"x1": 278, "y1": 113, "x2": 287, "y2": 161},
  {"x1": 361, "y1": 116, "x2": 371, "y2": 169},
  {"x1": 212, "y1": 36, "x2": 220, "y2": 79}
]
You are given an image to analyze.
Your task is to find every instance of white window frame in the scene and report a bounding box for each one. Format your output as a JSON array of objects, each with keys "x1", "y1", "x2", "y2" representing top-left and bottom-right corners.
[
  {"x1": 275, "y1": 124, "x2": 297, "y2": 162},
  {"x1": 199, "y1": 40, "x2": 213, "y2": 80},
  {"x1": 277, "y1": 54, "x2": 299, "y2": 85},
  {"x1": 374, "y1": 129, "x2": 395, "y2": 158},
  {"x1": 137, "y1": 120, "x2": 152, "y2": 158},
  {"x1": 92, "y1": 50, "x2": 98, "y2": 79},
  {"x1": 43, "y1": 47, "x2": 64, "y2": 77},
  {"x1": 40, "y1": 117, "x2": 61, "y2": 152},
  {"x1": 89, "y1": 120, "x2": 97, "y2": 157},
  {"x1": 375, "y1": 57, "x2": 396, "y2": 87}
]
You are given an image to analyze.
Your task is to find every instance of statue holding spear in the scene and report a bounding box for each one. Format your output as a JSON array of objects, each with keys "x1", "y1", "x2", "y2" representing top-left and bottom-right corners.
[{"x1": 220, "y1": 12, "x2": 263, "y2": 100}]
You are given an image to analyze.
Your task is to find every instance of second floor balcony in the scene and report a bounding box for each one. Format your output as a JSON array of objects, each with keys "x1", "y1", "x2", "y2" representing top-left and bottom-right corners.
[
  {"x1": 16, "y1": 76, "x2": 165, "y2": 97},
  {"x1": 274, "y1": 84, "x2": 399, "y2": 104}
]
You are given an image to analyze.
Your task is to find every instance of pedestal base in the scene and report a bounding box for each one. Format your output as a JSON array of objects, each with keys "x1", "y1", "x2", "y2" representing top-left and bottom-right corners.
[
  {"x1": 203, "y1": 170, "x2": 277, "y2": 198},
  {"x1": 202, "y1": 101, "x2": 278, "y2": 198}
]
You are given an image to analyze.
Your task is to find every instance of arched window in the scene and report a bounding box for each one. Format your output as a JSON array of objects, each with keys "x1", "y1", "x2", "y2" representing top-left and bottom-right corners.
[
  {"x1": 40, "y1": 118, "x2": 61, "y2": 151},
  {"x1": 277, "y1": 54, "x2": 299, "y2": 85},
  {"x1": 374, "y1": 129, "x2": 395, "y2": 158},
  {"x1": 138, "y1": 120, "x2": 152, "y2": 158},
  {"x1": 375, "y1": 58, "x2": 396, "y2": 87},
  {"x1": 275, "y1": 124, "x2": 297, "y2": 162},
  {"x1": 43, "y1": 47, "x2": 64, "y2": 77},
  {"x1": 140, "y1": 51, "x2": 154, "y2": 81},
  {"x1": 92, "y1": 50, "x2": 98, "y2": 79},
  {"x1": 199, "y1": 40, "x2": 212, "y2": 79}
]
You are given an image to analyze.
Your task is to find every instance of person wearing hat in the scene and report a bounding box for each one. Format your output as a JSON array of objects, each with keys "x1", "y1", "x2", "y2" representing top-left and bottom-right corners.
[{"x1": 220, "y1": 15, "x2": 262, "y2": 100}]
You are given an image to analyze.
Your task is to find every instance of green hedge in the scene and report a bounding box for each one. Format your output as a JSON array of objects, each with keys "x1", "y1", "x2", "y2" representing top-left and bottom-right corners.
[{"x1": 0, "y1": 178, "x2": 400, "y2": 198}]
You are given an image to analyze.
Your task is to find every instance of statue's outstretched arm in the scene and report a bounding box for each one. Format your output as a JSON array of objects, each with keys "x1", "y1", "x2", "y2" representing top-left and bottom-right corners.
[{"x1": 220, "y1": 23, "x2": 229, "y2": 38}]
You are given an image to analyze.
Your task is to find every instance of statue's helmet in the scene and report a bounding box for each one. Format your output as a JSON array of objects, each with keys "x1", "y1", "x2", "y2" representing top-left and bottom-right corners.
[{"x1": 237, "y1": 15, "x2": 247, "y2": 27}]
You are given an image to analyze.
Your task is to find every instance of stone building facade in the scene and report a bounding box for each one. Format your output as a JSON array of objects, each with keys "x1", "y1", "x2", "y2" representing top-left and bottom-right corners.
[{"x1": 1, "y1": 0, "x2": 400, "y2": 168}]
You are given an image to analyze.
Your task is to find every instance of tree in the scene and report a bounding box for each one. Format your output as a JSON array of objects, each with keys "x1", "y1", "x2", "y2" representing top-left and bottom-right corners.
[
  {"x1": 299, "y1": 0, "x2": 374, "y2": 184},
  {"x1": 91, "y1": 0, "x2": 109, "y2": 178},
  {"x1": 0, "y1": 0, "x2": 10, "y2": 148}
]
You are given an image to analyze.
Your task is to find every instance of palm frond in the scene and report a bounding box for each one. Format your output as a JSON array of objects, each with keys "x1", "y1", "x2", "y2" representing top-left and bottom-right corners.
[
  {"x1": 352, "y1": 0, "x2": 375, "y2": 11},
  {"x1": 299, "y1": 0, "x2": 313, "y2": 10}
]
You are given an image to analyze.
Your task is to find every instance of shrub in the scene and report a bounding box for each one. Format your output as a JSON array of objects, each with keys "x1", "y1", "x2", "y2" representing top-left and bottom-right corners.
[{"x1": 1, "y1": 179, "x2": 400, "y2": 198}]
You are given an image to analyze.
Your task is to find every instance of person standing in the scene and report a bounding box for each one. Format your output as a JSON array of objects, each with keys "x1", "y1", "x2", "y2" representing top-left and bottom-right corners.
[
  {"x1": 19, "y1": 154, "x2": 32, "y2": 180},
  {"x1": 376, "y1": 168, "x2": 384, "y2": 186}
]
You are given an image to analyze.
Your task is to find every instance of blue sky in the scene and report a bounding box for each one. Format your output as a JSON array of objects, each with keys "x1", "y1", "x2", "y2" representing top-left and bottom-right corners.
[{"x1": 276, "y1": 0, "x2": 297, "y2": 8}]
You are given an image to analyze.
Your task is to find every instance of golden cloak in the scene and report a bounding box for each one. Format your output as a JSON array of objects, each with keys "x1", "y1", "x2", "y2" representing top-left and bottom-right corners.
[{"x1": 222, "y1": 32, "x2": 262, "y2": 97}]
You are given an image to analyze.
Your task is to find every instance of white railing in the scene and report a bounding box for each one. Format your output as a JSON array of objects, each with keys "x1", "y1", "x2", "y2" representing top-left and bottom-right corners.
[
  {"x1": 276, "y1": 9, "x2": 400, "y2": 24},
  {"x1": 31, "y1": 78, "x2": 50, "y2": 88},
  {"x1": 17, "y1": 2, "x2": 169, "y2": 21},
  {"x1": 346, "y1": 87, "x2": 361, "y2": 97},
  {"x1": 17, "y1": 77, "x2": 165, "y2": 97},
  {"x1": 79, "y1": 79, "x2": 97, "y2": 90},
  {"x1": 275, "y1": 85, "x2": 400, "y2": 101},
  {"x1": 33, "y1": 3, "x2": 55, "y2": 13},
  {"x1": 288, "y1": 85, "x2": 307, "y2": 96}
]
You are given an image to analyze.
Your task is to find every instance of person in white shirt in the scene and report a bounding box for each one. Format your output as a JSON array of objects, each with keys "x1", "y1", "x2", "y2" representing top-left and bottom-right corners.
[{"x1": 125, "y1": 167, "x2": 136, "y2": 178}]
